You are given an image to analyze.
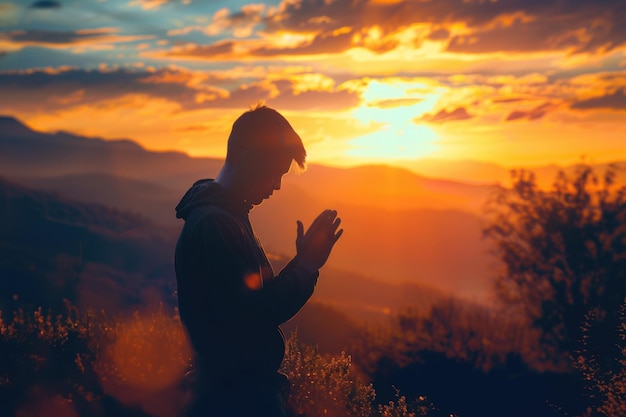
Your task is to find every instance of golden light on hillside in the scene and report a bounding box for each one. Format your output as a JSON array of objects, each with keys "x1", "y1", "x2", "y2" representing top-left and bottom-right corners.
[{"x1": 104, "y1": 309, "x2": 191, "y2": 392}]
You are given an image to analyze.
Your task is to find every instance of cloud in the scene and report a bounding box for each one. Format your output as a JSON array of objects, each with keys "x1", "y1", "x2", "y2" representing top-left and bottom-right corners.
[
  {"x1": 427, "y1": 28, "x2": 449, "y2": 41},
  {"x1": 253, "y1": 30, "x2": 355, "y2": 56},
  {"x1": 571, "y1": 89, "x2": 626, "y2": 110},
  {"x1": 0, "y1": 28, "x2": 153, "y2": 50},
  {"x1": 153, "y1": 0, "x2": 626, "y2": 64},
  {"x1": 506, "y1": 102, "x2": 554, "y2": 121},
  {"x1": 371, "y1": 98, "x2": 424, "y2": 109},
  {"x1": 265, "y1": 0, "x2": 626, "y2": 55},
  {"x1": 164, "y1": 40, "x2": 236, "y2": 59},
  {"x1": 29, "y1": 0, "x2": 61, "y2": 9},
  {"x1": 0, "y1": 67, "x2": 217, "y2": 113},
  {"x1": 128, "y1": 0, "x2": 170, "y2": 10},
  {"x1": 0, "y1": 66, "x2": 360, "y2": 113},
  {"x1": 419, "y1": 107, "x2": 473, "y2": 123}
]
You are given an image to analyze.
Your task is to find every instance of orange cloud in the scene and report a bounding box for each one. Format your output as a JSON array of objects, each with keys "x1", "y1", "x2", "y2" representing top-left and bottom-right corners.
[
  {"x1": 506, "y1": 102, "x2": 555, "y2": 121},
  {"x1": 420, "y1": 107, "x2": 473, "y2": 123},
  {"x1": 572, "y1": 89, "x2": 626, "y2": 111}
]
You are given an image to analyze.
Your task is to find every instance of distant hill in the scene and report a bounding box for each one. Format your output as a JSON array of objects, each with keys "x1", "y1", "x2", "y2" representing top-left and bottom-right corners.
[
  {"x1": 0, "y1": 115, "x2": 222, "y2": 186},
  {"x1": 0, "y1": 115, "x2": 500, "y2": 298},
  {"x1": 0, "y1": 178, "x2": 453, "y2": 351},
  {"x1": 0, "y1": 115, "x2": 492, "y2": 213},
  {"x1": 282, "y1": 163, "x2": 494, "y2": 213},
  {"x1": 16, "y1": 173, "x2": 181, "y2": 226},
  {"x1": 0, "y1": 176, "x2": 178, "y2": 314}
]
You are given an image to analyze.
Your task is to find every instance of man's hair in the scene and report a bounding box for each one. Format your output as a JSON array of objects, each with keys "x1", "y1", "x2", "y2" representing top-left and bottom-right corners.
[{"x1": 226, "y1": 103, "x2": 306, "y2": 170}]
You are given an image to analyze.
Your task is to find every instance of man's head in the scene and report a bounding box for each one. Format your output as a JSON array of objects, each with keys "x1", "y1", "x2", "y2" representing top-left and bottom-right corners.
[{"x1": 223, "y1": 104, "x2": 306, "y2": 205}]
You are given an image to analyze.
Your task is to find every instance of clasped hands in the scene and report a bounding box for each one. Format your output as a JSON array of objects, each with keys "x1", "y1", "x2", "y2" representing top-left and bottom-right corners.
[{"x1": 296, "y1": 209, "x2": 343, "y2": 273}]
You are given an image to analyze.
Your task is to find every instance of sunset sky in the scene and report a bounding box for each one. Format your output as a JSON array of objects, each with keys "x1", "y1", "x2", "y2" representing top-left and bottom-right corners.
[{"x1": 1, "y1": 0, "x2": 625, "y2": 172}]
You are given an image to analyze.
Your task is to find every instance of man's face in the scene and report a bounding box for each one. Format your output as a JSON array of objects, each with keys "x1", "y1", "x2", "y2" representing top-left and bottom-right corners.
[{"x1": 242, "y1": 154, "x2": 293, "y2": 206}]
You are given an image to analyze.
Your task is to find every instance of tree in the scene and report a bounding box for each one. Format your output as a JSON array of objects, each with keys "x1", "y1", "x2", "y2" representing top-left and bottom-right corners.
[{"x1": 484, "y1": 164, "x2": 626, "y2": 370}]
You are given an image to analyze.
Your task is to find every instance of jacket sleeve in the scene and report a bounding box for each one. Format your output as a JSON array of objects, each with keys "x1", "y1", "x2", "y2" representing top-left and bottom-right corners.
[{"x1": 195, "y1": 211, "x2": 319, "y2": 327}]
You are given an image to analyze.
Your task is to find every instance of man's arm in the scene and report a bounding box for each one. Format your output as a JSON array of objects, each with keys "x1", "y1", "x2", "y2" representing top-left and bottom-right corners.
[
  {"x1": 195, "y1": 209, "x2": 342, "y2": 327},
  {"x1": 264, "y1": 209, "x2": 344, "y2": 323},
  {"x1": 195, "y1": 212, "x2": 317, "y2": 327}
]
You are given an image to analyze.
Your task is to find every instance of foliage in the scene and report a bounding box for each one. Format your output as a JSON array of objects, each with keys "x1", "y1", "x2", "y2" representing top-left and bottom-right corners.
[
  {"x1": 0, "y1": 303, "x2": 192, "y2": 417},
  {"x1": 575, "y1": 300, "x2": 626, "y2": 417},
  {"x1": 0, "y1": 303, "x2": 439, "y2": 417},
  {"x1": 377, "y1": 389, "x2": 441, "y2": 417},
  {"x1": 281, "y1": 331, "x2": 375, "y2": 417},
  {"x1": 351, "y1": 296, "x2": 589, "y2": 417},
  {"x1": 484, "y1": 164, "x2": 626, "y2": 367},
  {"x1": 0, "y1": 302, "x2": 108, "y2": 417}
]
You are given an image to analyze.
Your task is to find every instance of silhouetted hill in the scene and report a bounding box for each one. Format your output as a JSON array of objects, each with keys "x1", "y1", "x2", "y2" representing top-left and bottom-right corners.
[
  {"x1": 1, "y1": 177, "x2": 451, "y2": 354},
  {"x1": 17, "y1": 173, "x2": 181, "y2": 226},
  {"x1": 0, "y1": 116, "x2": 34, "y2": 137},
  {"x1": 0, "y1": 115, "x2": 222, "y2": 184},
  {"x1": 0, "y1": 177, "x2": 178, "y2": 314},
  {"x1": 0, "y1": 115, "x2": 494, "y2": 213},
  {"x1": 0, "y1": 116, "x2": 497, "y2": 297}
]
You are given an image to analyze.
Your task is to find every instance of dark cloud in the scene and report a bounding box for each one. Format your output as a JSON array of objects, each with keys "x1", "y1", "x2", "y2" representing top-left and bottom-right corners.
[
  {"x1": 4, "y1": 30, "x2": 104, "y2": 45},
  {"x1": 166, "y1": 30, "x2": 355, "y2": 59},
  {"x1": 506, "y1": 102, "x2": 553, "y2": 121},
  {"x1": 29, "y1": 0, "x2": 61, "y2": 9},
  {"x1": 0, "y1": 67, "x2": 360, "y2": 113},
  {"x1": 160, "y1": 0, "x2": 626, "y2": 59},
  {"x1": 263, "y1": 0, "x2": 626, "y2": 54},
  {"x1": 571, "y1": 89, "x2": 626, "y2": 110},
  {"x1": 0, "y1": 51, "x2": 7, "y2": 59},
  {"x1": 0, "y1": 68, "x2": 210, "y2": 113},
  {"x1": 253, "y1": 31, "x2": 354, "y2": 56},
  {"x1": 0, "y1": 28, "x2": 149, "y2": 47},
  {"x1": 427, "y1": 28, "x2": 450, "y2": 41},
  {"x1": 166, "y1": 40, "x2": 235, "y2": 59},
  {"x1": 198, "y1": 79, "x2": 360, "y2": 111},
  {"x1": 419, "y1": 107, "x2": 473, "y2": 123}
]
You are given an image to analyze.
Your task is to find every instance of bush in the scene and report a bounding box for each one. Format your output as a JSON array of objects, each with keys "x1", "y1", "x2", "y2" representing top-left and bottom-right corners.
[
  {"x1": 281, "y1": 331, "x2": 375, "y2": 417},
  {"x1": 1, "y1": 304, "x2": 437, "y2": 417},
  {"x1": 575, "y1": 300, "x2": 626, "y2": 417}
]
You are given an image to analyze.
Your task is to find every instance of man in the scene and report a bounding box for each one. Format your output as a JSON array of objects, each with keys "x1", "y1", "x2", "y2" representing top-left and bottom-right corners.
[{"x1": 174, "y1": 104, "x2": 343, "y2": 417}]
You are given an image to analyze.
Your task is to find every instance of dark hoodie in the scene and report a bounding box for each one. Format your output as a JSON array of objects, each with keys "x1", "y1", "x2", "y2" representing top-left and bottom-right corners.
[{"x1": 174, "y1": 179, "x2": 318, "y2": 385}]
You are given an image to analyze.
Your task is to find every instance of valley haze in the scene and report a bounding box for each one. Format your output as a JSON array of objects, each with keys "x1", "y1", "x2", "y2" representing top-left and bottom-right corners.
[{"x1": 2, "y1": 115, "x2": 624, "y2": 306}]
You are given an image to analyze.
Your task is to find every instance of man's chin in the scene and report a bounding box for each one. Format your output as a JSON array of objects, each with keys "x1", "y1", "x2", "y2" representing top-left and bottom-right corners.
[
  {"x1": 248, "y1": 192, "x2": 273, "y2": 206},
  {"x1": 250, "y1": 196, "x2": 268, "y2": 206}
]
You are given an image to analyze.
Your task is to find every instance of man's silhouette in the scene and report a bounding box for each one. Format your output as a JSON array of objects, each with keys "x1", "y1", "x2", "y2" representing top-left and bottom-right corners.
[{"x1": 174, "y1": 104, "x2": 343, "y2": 417}]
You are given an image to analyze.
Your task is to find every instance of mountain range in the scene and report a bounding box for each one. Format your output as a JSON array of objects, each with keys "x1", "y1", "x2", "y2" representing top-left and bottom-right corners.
[
  {"x1": 0, "y1": 176, "x2": 454, "y2": 352},
  {"x1": 0, "y1": 116, "x2": 496, "y2": 296},
  {"x1": 3, "y1": 115, "x2": 620, "y2": 302}
]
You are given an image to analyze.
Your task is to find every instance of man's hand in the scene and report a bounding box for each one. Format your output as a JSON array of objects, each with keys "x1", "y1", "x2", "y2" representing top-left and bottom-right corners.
[{"x1": 296, "y1": 209, "x2": 343, "y2": 273}]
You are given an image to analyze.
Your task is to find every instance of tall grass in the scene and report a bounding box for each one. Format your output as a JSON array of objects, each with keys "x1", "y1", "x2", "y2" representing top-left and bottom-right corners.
[{"x1": 0, "y1": 304, "x2": 432, "y2": 417}]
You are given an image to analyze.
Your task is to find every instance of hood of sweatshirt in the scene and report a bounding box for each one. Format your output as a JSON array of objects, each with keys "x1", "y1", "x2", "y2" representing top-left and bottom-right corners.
[{"x1": 175, "y1": 179, "x2": 252, "y2": 220}]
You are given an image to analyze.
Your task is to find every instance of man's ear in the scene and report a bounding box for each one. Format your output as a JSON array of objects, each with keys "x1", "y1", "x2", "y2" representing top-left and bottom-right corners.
[{"x1": 238, "y1": 149, "x2": 257, "y2": 170}]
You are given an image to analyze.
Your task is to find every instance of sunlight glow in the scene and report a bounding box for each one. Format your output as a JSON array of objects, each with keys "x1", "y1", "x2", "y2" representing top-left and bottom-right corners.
[
  {"x1": 347, "y1": 124, "x2": 440, "y2": 160},
  {"x1": 106, "y1": 312, "x2": 191, "y2": 391},
  {"x1": 346, "y1": 79, "x2": 442, "y2": 160}
]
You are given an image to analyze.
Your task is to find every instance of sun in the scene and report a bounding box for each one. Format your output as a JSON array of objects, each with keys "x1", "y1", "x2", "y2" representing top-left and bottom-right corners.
[
  {"x1": 347, "y1": 123, "x2": 440, "y2": 161},
  {"x1": 345, "y1": 78, "x2": 443, "y2": 162}
]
